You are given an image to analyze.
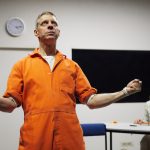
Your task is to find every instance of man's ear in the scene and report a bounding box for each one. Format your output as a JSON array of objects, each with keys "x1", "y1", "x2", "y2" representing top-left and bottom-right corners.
[
  {"x1": 56, "y1": 29, "x2": 60, "y2": 39},
  {"x1": 34, "y1": 29, "x2": 39, "y2": 37}
]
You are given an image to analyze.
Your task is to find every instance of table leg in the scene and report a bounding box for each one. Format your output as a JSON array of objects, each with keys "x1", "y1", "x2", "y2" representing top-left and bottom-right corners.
[{"x1": 110, "y1": 132, "x2": 112, "y2": 150}]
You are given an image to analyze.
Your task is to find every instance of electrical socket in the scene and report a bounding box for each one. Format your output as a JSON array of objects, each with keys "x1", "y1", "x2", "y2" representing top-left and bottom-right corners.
[{"x1": 121, "y1": 142, "x2": 133, "y2": 147}]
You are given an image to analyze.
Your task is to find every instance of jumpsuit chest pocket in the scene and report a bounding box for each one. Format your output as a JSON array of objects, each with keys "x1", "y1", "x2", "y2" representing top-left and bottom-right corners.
[{"x1": 58, "y1": 68, "x2": 76, "y2": 94}]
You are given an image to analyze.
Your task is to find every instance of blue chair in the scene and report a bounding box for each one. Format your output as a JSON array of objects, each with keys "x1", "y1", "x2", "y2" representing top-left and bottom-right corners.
[{"x1": 81, "y1": 123, "x2": 107, "y2": 150}]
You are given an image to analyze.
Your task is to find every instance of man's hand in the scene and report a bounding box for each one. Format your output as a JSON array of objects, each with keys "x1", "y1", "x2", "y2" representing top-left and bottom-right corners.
[
  {"x1": 0, "y1": 97, "x2": 17, "y2": 113},
  {"x1": 123, "y1": 79, "x2": 142, "y2": 96},
  {"x1": 134, "y1": 119, "x2": 144, "y2": 125}
]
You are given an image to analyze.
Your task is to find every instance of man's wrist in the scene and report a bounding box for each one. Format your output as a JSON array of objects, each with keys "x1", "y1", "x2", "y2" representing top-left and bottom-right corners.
[{"x1": 122, "y1": 87, "x2": 129, "y2": 96}]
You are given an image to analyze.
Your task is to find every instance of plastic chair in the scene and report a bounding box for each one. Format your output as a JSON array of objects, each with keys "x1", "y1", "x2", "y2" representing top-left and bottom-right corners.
[{"x1": 81, "y1": 123, "x2": 107, "y2": 150}]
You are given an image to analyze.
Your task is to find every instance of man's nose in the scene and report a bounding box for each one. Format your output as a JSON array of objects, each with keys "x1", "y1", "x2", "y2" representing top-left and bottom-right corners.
[{"x1": 47, "y1": 23, "x2": 54, "y2": 30}]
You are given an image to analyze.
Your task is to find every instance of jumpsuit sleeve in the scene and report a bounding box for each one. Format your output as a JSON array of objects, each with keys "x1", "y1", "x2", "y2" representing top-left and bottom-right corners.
[
  {"x1": 75, "y1": 63, "x2": 97, "y2": 103},
  {"x1": 3, "y1": 61, "x2": 23, "y2": 106}
]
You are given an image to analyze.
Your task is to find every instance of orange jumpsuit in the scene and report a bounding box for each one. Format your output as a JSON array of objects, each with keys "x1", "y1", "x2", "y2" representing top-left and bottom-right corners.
[{"x1": 4, "y1": 48, "x2": 97, "y2": 150}]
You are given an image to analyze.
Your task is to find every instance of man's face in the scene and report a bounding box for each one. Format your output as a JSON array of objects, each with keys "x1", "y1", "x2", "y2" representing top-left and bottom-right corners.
[{"x1": 34, "y1": 14, "x2": 60, "y2": 42}]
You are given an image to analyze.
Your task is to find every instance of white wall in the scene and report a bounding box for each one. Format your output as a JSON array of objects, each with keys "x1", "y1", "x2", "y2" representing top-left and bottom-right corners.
[{"x1": 0, "y1": 0, "x2": 150, "y2": 149}]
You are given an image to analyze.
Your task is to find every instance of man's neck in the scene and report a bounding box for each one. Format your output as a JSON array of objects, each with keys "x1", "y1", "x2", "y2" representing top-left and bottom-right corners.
[{"x1": 39, "y1": 43, "x2": 57, "y2": 56}]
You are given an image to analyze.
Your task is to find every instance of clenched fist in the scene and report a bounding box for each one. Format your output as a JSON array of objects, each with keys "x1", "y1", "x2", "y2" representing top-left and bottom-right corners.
[{"x1": 123, "y1": 79, "x2": 142, "y2": 96}]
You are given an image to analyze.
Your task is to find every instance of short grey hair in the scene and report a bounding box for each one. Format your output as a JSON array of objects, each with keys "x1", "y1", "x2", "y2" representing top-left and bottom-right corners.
[{"x1": 35, "y1": 11, "x2": 57, "y2": 28}]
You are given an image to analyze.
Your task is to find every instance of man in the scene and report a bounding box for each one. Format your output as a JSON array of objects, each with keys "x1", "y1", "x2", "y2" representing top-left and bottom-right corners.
[
  {"x1": 0, "y1": 11, "x2": 142, "y2": 150},
  {"x1": 134, "y1": 97, "x2": 150, "y2": 150}
]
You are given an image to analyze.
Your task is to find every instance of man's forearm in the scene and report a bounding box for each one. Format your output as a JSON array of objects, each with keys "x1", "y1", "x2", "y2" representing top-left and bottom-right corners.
[
  {"x1": 87, "y1": 79, "x2": 142, "y2": 109},
  {"x1": 0, "y1": 97, "x2": 17, "y2": 113},
  {"x1": 87, "y1": 90, "x2": 126, "y2": 109}
]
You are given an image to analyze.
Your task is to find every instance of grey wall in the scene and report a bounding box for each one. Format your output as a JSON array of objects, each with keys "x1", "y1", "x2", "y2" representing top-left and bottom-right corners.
[{"x1": 0, "y1": 0, "x2": 150, "y2": 149}]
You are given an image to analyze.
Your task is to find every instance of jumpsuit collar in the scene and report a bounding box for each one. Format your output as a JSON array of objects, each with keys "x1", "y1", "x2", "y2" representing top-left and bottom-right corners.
[{"x1": 29, "y1": 48, "x2": 66, "y2": 71}]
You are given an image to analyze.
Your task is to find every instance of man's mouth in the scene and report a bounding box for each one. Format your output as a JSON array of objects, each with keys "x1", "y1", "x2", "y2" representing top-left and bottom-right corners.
[{"x1": 47, "y1": 31, "x2": 55, "y2": 35}]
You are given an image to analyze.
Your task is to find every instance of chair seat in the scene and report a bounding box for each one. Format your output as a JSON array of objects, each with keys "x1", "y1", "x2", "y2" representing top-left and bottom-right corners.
[
  {"x1": 81, "y1": 123, "x2": 107, "y2": 150},
  {"x1": 81, "y1": 123, "x2": 106, "y2": 136}
]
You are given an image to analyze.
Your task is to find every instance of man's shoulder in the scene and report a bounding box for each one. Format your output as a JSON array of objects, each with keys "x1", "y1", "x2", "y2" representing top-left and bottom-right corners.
[
  {"x1": 57, "y1": 51, "x2": 76, "y2": 64},
  {"x1": 64, "y1": 56, "x2": 79, "y2": 66},
  {"x1": 13, "y1": 51, "x2": 36, "y2": 68},
  {"x1": 145, "y1": 100, "x2": 150, "y2": 109},
  {"x1": 146, "y1": 100, "x2": 150, "y2": 104}
]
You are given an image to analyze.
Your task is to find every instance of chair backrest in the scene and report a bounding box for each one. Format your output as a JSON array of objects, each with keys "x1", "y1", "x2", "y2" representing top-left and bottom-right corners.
[
  {"x1": 81, "y1": 123, "x2": 106, "y2": 136},
  {"x1": 81, "y1": 123, "x2": 107, "y2": 150}
]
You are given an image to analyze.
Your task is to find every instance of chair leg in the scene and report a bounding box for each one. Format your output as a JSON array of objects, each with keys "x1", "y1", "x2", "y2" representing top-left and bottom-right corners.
[{"x1": 105, "y1": 134, "x2": 107, "y2": 150}]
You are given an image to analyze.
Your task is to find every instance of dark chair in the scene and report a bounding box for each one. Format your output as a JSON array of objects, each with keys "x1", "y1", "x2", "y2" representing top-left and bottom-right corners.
[{"x1": 81, "y1": 123, "x2": 107, "y2": 150}]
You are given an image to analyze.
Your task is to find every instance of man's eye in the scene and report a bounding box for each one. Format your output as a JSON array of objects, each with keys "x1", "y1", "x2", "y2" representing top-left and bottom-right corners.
[
  {"x1": 52, "y1": 21, "x2": 58, "y2": 26},
  {"x1": 41, "y1": 21, "x2": 48, "y2": 26}
]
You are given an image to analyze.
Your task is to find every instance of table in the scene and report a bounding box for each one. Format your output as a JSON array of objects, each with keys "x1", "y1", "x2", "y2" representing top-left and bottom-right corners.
[{"x1": 106, "y1": 122, "x2": 150, "y2": 150}]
